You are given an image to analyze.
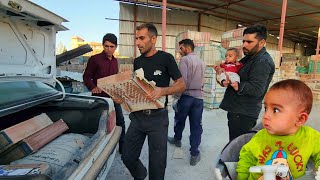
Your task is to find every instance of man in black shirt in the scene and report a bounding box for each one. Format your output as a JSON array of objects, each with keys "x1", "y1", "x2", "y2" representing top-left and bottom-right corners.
[
  {"x1": 217, "y1": 25, "x2": 275, "y2": 141},
  {"x1": 121, "y1": 23, "x2": 186, "y2": 180}
]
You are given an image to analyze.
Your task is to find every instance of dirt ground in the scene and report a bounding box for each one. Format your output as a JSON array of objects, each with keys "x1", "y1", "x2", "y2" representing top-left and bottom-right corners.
[{"x1": 106, "y1": 103, "x2": 320, "y2": 180}]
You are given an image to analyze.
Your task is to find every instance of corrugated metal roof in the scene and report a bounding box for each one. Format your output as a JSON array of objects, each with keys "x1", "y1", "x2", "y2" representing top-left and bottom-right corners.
[{"x1": 116, "y1": 0, "x2": 320, "y2": 47}]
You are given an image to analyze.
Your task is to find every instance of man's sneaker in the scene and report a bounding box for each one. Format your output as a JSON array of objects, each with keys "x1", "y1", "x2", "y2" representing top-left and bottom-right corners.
[
  {"x1": 190, "y1": 154, "x2": 200, "y2": 166},
  {"x1": 167, "y1": 136, "x2": 181, "y2": 147}
]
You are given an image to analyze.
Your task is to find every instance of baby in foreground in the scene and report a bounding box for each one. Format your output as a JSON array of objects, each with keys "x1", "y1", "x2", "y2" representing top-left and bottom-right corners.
[{"x1": 237, "y1": 79, "x2": 320, "y2": 180}]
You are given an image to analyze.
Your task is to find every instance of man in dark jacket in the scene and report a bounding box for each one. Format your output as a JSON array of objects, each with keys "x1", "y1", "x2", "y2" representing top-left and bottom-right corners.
[{"x1": 217, "y1": 25, "x2": 275, "y2": 141}]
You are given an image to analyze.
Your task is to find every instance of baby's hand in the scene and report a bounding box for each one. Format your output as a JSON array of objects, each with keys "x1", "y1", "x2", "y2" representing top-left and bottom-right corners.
[
  {"x1": 222, "y1": 80, "x2": 229, "y2": 87},
  {"x1": 231, "y1": 82, "x2": 239, "y2": 91},
  {"x1": 235, "y1": 62, "x2": 241, "y2": 66},
  {"x1": 215, "y1": 66, "x2": 225, "y2": 75}
]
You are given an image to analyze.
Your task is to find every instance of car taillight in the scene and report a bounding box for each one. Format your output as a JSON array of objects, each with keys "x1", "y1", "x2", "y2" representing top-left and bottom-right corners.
[{"x1": 107, "y1": 110, "x2": 116, "y2": 134}]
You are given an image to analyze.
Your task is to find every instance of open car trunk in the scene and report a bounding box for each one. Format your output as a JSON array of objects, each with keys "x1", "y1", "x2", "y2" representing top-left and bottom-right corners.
[
  {"x1": 0, "y1": 1, "x2": 120, "y2": 179},
  {"x1": 0, "y1": 94, "x2": 120, "y2": 180}
]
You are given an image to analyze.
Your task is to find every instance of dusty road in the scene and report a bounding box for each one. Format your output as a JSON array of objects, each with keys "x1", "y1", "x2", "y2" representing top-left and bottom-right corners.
[{"x1": 106, "y1": 103, "x2": 320, "y2": 180}]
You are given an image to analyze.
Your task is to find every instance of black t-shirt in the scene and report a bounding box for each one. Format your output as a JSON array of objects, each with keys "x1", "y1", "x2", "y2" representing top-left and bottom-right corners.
[{"x1": 134, "y1": 50, "x2": 182, "y2": 87}]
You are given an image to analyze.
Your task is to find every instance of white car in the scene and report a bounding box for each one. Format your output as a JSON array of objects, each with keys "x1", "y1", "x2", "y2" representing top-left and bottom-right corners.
[{"x1": 0, "y1": 0, "x2": 121, "y2": 179}]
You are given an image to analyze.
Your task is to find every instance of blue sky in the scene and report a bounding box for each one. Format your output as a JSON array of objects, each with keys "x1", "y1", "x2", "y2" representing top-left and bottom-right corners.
[{"x1": 31, "y1": 0, "x2": 120, "y2": 50}]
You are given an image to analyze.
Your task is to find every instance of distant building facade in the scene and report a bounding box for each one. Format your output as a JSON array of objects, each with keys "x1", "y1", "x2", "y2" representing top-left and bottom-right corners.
[
  {"x1": 71, "y1": 36, "x2": 102, "y2": 57},
  {"x1": 71, "y1": 36, "x2": 119, "y2": 57}
]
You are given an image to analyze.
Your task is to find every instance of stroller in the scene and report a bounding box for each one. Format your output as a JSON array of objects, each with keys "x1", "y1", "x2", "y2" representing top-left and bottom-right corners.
[
  {"x1": 213, "y1": 130, "x2": 258, "y2": 180},
  {"x1": 213, "y1": 123, "x2": 317, "y2": 180}
]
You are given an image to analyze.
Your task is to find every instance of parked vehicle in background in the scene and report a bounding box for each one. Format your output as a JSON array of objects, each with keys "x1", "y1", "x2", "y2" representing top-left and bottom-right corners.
[{"x1": 0, "y1": 0, "x2": 121, "y2": 179}]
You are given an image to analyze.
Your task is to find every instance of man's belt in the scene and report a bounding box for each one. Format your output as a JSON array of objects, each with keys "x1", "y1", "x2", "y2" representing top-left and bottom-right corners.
[{"x1": 141, "y1": 108, "x2": 165, "y2": 115}]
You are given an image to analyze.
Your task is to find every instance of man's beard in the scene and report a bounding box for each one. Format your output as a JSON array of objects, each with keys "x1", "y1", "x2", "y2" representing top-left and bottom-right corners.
[
  {"x1": 140, "y1": 46, "x2": 152, "y2": 55},
  {"x1": 243, "y1": 43, "x2": 260, "y2": 56},
  {"x1": 180, "y1": 51, "x2": 187, "y2": 56}
]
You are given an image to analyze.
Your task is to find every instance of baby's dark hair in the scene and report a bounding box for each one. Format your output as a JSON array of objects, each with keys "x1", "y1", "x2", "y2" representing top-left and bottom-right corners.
[
  {"x1": 227, "y1": 47, "x2": 240, "y2": 59},
  {"x1": 269, "y1": 79, "x2": 313, "y2": 114}
]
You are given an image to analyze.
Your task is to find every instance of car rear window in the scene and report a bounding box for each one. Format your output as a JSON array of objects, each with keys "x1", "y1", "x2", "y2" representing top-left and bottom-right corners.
[{"x1": 0, "y1": 81, "x2": 60, "y2": 110}]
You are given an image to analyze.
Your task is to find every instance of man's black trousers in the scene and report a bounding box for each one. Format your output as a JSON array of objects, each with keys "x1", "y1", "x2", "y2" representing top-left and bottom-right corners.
[
  {"x1": 227, "y1": 112, "x2": 257, "y2": 141},
  {"x1": 122, "y1": 108, "x2": 169, "y2": 180}
]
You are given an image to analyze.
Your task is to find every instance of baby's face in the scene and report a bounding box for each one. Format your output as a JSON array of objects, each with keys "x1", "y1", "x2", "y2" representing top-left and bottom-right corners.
[
  {"x1": 262, "y1": 89, "x2": 303, "y2": 135},
  {"x1": 225, "y1": 50, "x2": 237, "y2": 63}
]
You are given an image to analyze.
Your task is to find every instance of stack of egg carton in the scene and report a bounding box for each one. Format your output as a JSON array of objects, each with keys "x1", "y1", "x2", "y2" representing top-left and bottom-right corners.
[
  {"x1": 269, "y1": 69, "x2": 281, "y2": 88},
  {"x1": 175, "y1": 30, "x2": 211, "y2": 64},
  {"x1": 268, "y1": 50, "x2": 281, "y2": 69},
  {"x1": 280, "y1": 53, "x2": 299, "y2": 80},
  {"x1": 221, "y1": 27, "x2": 246, "y2": 58},
  {"x1": 203, "y1": 66, "x2": 226, "y2": 109},
  {"x1": 304, "y1": 80, "x2": 320, "y2": 101},
  {"x1": 194, "y1": 43, "x2": 225, "y2": 66},
  {"x1": 203, "y1": 66, "x2": 216, "y2": 109},
  {"x1": 309, "y1": 55, "x2": 320, "y2": 79},
  {"x1": 176, "y1": 30, "x2": 211, "y2": 49},
  {"x1": 312, "y1": 84, "x2": 320, "y2": 101},
  {"x1": 214, "y1": 85, "x2": 226, "y2": 108}
]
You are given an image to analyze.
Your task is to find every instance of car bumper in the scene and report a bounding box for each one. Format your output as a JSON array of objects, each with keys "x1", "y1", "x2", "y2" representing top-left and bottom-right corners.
[{"x1": 68, "y1": 126, "x2": 122, "y2": 179}]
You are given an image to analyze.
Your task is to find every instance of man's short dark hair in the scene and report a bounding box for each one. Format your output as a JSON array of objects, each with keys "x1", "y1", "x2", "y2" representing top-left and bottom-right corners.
[
  {"x1": 243, "y1": 25, "x2": 267, "y2": 41},
  {"x1": 102, "y1": 33, "x2": 117, "y2": 45},
  {"x1": 136, "y1": 23, "x2": 158, "y2": 37},
  {"x1": 179, "y1": 39, "x2": 195, "y2": 51}
]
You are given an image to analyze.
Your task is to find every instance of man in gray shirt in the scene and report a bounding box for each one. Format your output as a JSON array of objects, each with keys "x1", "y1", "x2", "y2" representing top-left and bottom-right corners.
[{"x1": 168, "y1": 39, "x2": 205, "y2": 166}]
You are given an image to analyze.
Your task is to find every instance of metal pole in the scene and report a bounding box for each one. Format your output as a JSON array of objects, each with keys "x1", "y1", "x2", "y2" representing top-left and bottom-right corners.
[
  {"x1": 314, "y1": 26, "x2": 320, "y2": 79},
  {"x1": 133, "y1": 4, "x2": 137, "y2": 58},
  {"x1": 162, "y1": 0, "x2": 167, "y2": 51},
  {"x1": 198, "y1": 13, "x2": 201, "y2": 32},
  {"x1": 225, "y1": 5, "x2": 229, "y2": 31},
  {"x1": 106, "y1": 18, "x2": 197, "y2": 27},
  {"x1": 278, "y1": 0, "x2": 288, "y2": 55}
]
